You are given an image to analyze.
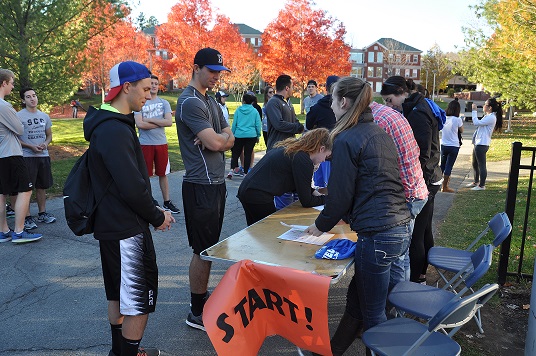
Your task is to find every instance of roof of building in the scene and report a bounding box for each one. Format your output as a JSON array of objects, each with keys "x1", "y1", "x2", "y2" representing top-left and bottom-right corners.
[
  {"x1": 234, "y1": 23, "x2": 262, "y2": 35},
  {"x1": 369, "y1": 38, "x2": 421, "y2": 53},
  {"x1": 142, "y1": 26, "x2": 156, "y2": 36}
]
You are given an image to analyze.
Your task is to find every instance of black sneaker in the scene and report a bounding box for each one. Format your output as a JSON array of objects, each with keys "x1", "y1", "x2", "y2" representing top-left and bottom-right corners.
[
  {"x1": 186, "y1": 310, "x2": 205, "y2": 331},
  {"x1": 24, "y1": 216, "x2": 38, "y2": 230},
  {"x1": 137, "y1": 347, "x2": 160, "y2": 356},
  {"x1": 162, "y1": 200, "x2": 180, "y2": 214},
  {"x1": 6, "y1": 204, "x2": 15, "y2": 218},
  {"x1": 109, "y1": 348, "x2": 160, "y2": 356}
]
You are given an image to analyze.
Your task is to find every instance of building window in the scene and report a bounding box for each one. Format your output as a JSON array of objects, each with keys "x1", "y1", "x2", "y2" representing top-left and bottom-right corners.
[
  {"x1": 388, "y1": 53, "x2": 393, "y2": 61},
  {"x1": 395, "y1": 68, "x2": 401, "y2": 75},
  {"x1": 412, "y1": 69, "x2": 418, "y2": 78},
  {"x1": 351, "y1": 67, "x2": 364, "y2": 78},
  {"x1": 374, "y1": 45, "x2": 378, "y2": 50},
  {"x1": 377, "y1": 52, "x2": 383, "y2": 63},
  {"x1": 396, "y1": 54, "x2": 401, "y2": 62},
  {"x1": 376, "y1": 67, "x2": 383, "y2": 78},
  {"x1": 367, "y1": 67, "x2": 374, "y2": 78},
  {"x1": 368, "y1": 52, "x2": 375, "y2": 63},
  {"x1": 350, "y1": 52, "x2": 364, "y2": 63},
  {"x1": 405, "y1": 69, "x2": 410, "y2": 77},
  {"x1": 375, "y1": 82, "x2": 382, "y2": 92},
  {"x1": 413, "y1": 54, "x2": 418, "y2": 63}
]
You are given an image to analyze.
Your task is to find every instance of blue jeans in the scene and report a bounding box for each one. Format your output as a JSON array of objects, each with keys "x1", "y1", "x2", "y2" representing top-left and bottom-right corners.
[
  {"x1": 390, "y1": 198, "x2": 428, "y2": 284},
  {"x1": 346, "y1": 223, "x2": 411, "y2": 331},
  {"x1": 441, "y1": 145, "x2": 460, "y2": 176}
]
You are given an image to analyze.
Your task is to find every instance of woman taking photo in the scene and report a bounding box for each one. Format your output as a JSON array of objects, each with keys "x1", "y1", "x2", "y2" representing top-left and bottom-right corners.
[
  {"x1": 467, "y1": 98, "x2": 503, "y2": 190},
  {"x1": 306, "y1": 77, "x2": 411, "y2": 355},
  {"x1": 441, "y1": 99, "x2": 464, "y2": 192},
  {"x1": 237, "y1": 128, "x2": 331, "y2": 226},
  {"x1": 380, "y1": 76, "x2": 442, "y2": 284}
]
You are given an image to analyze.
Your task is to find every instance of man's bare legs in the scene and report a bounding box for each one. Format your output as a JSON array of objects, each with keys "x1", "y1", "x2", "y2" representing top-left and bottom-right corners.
[
  {"x1": 0, "y1": 194, "x2": 8, "y2": 232},
  {"x1": 13, "y1": 191, "x2": 31, "y2": 232},
  {"x1": 36, "y1": 188, "x2": 47, "y2": 213},
  {"x1": 108, "y1": 301, "x2": 148, "y2": 340},
  {"x1": 158, "y1": 176, "x2": 169, "y2": 202},
  {"x1": 189, "y1": 254, "x2": 212, "y2": 294}
]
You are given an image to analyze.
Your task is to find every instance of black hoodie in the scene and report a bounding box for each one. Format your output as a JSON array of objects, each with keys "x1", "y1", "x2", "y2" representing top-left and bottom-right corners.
[
  {"x1": 402, "y1": 92, "x2": 442, "y2": 186},
  {"x1": 83, "y1": 105, "x2": 164, "y2": 240},
  {"x1": 305, "y1": 94, "x2": 336, "y2": 131}
]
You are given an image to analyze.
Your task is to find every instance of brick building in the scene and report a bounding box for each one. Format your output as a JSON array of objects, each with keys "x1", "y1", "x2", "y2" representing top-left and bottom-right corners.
[{"x1": 350, "y1": 38, "x2": 422, "y2": 92}]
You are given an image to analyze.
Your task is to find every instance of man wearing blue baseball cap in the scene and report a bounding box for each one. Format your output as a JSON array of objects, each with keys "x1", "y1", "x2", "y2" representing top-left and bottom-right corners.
[
  {"x1": 176, "y1": 48, "x2": 234, "y2": 331},
  {"x1": 83, "y1": 61, "x2": 175, "y2": 356}
]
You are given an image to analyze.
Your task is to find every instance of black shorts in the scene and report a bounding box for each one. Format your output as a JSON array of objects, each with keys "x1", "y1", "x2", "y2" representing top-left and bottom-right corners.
[
  {"x1": 182, "y1": 181, "x2": 226, "y2": 254},
  {"x1": 99, "y1": 231, "x2": 158, "y2": 316},
  {"x1": 0, "y1": 156, "x2": 33, "y2": 195},
  {"x1": 24, "y1": 156, "x2": 53, "y2": 189}
]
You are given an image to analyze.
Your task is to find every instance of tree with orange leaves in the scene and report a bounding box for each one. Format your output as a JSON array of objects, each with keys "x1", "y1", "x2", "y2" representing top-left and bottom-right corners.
[
  {"x1": 211, "y1": 14, "x2": 258, "y2": 95},
  {"x1": 155, "y1": 0, "x2": 257, "y2": 92},
  {"x1": 259, "y1": 0, "x2": 351, "y2": 104},
  {"x1": 81, "y1": 9, "x2": 153, "y2": 103},
  {"x1": 155, "y1": 0, "x2": 213, "y2": 87}
]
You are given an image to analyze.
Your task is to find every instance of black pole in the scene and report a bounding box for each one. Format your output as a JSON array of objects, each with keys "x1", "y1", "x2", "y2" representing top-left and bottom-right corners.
[{"x1": 499, "y1": 142, "x2": 522, "y2": 285}]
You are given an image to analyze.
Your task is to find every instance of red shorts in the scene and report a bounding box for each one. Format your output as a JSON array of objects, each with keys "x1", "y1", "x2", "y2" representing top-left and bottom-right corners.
[{"x1": 141, "y1": 144, "x2": 170, "y2": 177}]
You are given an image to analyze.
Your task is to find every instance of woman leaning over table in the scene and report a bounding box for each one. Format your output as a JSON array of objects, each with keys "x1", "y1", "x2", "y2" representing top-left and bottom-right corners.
[
  {"x1": 467, "y1": 98, "x2": 503, "y2": 191},
  {"x1": 306, "y1": 77, "x2": 411, "y2": 356},
  {"x1": 237, "y1": 128, "x2": 331, "y2": 226}
]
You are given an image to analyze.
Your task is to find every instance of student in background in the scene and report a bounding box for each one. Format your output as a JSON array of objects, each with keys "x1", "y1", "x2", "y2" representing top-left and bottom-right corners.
[{"x1": 441, "y1": 100, "x2": 464, "y2": 192}]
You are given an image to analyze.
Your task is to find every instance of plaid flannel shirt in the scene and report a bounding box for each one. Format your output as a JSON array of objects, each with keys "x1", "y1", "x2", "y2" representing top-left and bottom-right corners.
[{"x1": 370, "y1": 102, "x2": 428, "y2": 200}]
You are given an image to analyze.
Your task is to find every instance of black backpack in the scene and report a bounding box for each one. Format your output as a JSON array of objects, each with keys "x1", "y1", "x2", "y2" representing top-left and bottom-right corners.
[{"x1": 63, "y1": 148, "x2": 111, "y2": 236}]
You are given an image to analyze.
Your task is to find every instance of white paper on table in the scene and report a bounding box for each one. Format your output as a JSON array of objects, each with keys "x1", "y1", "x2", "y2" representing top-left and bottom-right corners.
[
  {"x1": 312, "y1": 205, "x2": 324, "y2": 211},
  {"x1": 277, "y1": 228, "x2": 334, "y2": 245},
  {"x1": 280, "y1": 222, "x2": 309, "y2": 231}
]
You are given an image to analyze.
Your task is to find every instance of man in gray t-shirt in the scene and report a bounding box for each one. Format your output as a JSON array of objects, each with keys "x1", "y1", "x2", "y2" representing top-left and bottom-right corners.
[
  {"x1": 302, "y1": 79, "x2": 324, "y2": 114},
  {"x1": 176, "y1": 48, "x2": 234, "y2": 331},
  {"x1": 134, "y1": 75, "x2": 180, "y2": 214},
  {"x1": 17, "y1": 87, "x2": 56, "y2": 226}
]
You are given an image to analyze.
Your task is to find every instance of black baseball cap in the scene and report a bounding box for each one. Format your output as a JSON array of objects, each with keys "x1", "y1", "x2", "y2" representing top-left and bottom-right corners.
[{"x1": 194, "y1": 48, "x2": 231, "y2": 72}]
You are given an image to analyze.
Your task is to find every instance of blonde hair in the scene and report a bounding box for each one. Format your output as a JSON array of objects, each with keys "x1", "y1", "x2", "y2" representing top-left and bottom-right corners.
[
  {"x1": 330, "y1": 77, "x2": 372, "y2": 140},
  {"x1": 0, "y1": 69, "x2": 14, "y2": 86},
  {"x1": 274, "y1": 128, "x2": 332, "y2": 156}
]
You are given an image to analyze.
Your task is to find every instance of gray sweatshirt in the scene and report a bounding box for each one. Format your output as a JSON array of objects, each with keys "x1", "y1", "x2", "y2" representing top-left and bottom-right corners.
[{"x1": 0, "y1": 98, "x2": 24, "y2": 158}]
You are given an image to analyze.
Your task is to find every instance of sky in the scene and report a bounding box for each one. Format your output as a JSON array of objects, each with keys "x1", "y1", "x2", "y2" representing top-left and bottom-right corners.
[{"x1": 129, "y1": 0, "x2": 484, "y2": 53}]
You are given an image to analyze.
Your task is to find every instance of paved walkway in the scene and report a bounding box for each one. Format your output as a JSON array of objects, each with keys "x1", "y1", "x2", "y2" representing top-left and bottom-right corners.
[{"x1": 0, "y1": 114, "x2": 524, "y2": 355}]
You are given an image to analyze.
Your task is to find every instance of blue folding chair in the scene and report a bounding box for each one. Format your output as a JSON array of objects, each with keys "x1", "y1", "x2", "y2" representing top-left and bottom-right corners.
[
  {"x1": 362, "y1": 284, "x2": 499, "y2": 356},
  {"x1": 389, "y1": 244, "x2": 493, "y2": 333},
  {"x1": 428, "y1": 212, "x2": 511, "y2": 285}
]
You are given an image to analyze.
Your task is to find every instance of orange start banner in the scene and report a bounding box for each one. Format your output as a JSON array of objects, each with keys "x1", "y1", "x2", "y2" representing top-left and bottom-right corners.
[{"x1": 203, "y1": 259, "x2": 332, "y2": 355}]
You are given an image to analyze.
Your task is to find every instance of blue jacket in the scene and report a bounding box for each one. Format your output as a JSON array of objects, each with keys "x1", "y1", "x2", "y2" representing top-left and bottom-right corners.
[{"x1": 232, "y1": 104, "x2": 261, "y2": 138}]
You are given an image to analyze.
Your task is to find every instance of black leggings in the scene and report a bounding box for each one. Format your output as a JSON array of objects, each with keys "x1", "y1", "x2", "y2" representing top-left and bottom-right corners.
[
  {"x1": 409, "y1": 184, "x2": 440, "y2": 282},
  {"x1": 239, "y1": 200, "x2": 276, "y2": 226},
  {"x1": 472, "y1": 145, "x2": 489, "y2": 187},
  {"x1": 231, "y1": 137, "x2": 257, "y2": 173}
]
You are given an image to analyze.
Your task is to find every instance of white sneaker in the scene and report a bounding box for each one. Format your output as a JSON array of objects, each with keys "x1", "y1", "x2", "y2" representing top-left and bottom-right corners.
[
  {"x1": 471, "y1": 185, "x2": 486, "y2": 191},
  {"x1": 466, "y1": 182, "x2": 478, "y2": 187},
  {"x1": 226, "y1": 171, "x2": 233, "y2": 179}
]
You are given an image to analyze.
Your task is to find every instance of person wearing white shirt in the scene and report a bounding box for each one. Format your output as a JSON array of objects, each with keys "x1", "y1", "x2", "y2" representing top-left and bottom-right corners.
[
  {"x1": 440, "y1": 100, "x2": 464, "y2": 192},
  {"x1": 467, "y1": 98, "x2": 503, "y2": 191}
]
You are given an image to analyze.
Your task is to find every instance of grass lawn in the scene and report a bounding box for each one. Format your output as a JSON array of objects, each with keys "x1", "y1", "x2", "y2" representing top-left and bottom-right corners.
[{"x1": 49, "y1": 94, "x2": 308, "y2": 196}]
